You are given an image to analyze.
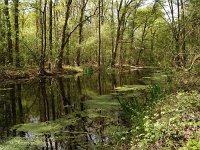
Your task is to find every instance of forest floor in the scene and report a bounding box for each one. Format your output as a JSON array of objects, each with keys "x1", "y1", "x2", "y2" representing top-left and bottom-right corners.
[
  {"x1": 0, "y1": 65, "x2": 83, "y2": 80},
  {"x1": 126, "y1": 70, "x2": 200, "y2": 150},
  {"x1": 130, "y1": 91, "x2": 200, "y2": 150}
]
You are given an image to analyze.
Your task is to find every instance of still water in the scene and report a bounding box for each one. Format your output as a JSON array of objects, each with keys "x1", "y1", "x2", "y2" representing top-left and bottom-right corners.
[{"x1": 0, "y1": 69, "x2": 168, "y2": 149}]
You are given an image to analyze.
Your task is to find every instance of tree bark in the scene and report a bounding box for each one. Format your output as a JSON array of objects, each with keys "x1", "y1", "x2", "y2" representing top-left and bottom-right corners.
[
  {"x1": 57, "y1": 0, "x2": 72, "y2": 71},
  {"x1": 98, "y1": 0, "x2": 101, "y2": 67},
  {"x1": 76, "y1": 0, "x2": 88, "y2": 66},
  {"x1": 4, "y1": 0, "x2": 13, "y2": 65},
  {"x1": 111, "y1": 0, "x2": 133, "y2": 67},
  {"x1": 0, "y1": 9, "x2": 6, "y2": 65},
  {"x1": 39, "y1": 0, "x2": 47, "y2": 75},
  {"x1": 49, "y1": 0, "x2": 53, "y2": 70},
  {"x1": 14, "y1": 0, "x2": 20, "y2": 67}
]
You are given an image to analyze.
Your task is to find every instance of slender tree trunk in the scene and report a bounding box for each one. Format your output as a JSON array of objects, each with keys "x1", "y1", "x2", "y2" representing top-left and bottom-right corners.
[
  {"x1": 111, "y1": 0, "x2": 115, "y2": 64},
  {"x1": 43, "y1": 0, "x2": 47, "y2": 70},
  {"x1": 101, "y1": 0, "x2": 105, "y2": 66},
  {"x1": 0, "y1": 9, "x2": 6, "y2": 65},
  {"x1": 4, "y1": 0, "x2": 13, "y2": 65},
  {"x1": 77, "y1": 0, "x2": 88, "y2": 66},
  {"x1": 111, "y1": 0, "x2": 130, "y2": 67},
  {"x1": 98, "y1": 0, "x2": 101, "y2": 67},
  {"x1": 14, "y1": 0, "x2": 20, "y2": 67},
  {"x1": 65, "y1": 40, "x2": 70, "y2": 65},
  {"x1": 119, "y1": 18, "x2": 127, "y2": 67},
  {"x1": 136, "y1": 1, "x2": 158, "y2": 66},
  {"x1": 49, "y1": 0, "x2": 53, "y2": 70},
  {"x1": 39, "y1": 0, "x2": 44, "y2": 75},
  {"x1": 57, "y1": 0, "x2": 72, "y2": 71},
  {"x1": 54, "y1": 0, "x2": 59, "y2": 48},
  {"x1": 136, "y1": 17, "x2": 148, "y2": 66},
  {"x1": 39, "y1": 0, "x2": 47, "y2": 75},
  {"x1": 98, "y1": 72, "x2": 102, "y2": 95},
  {"x1": 180, "y1": 0, "x2": 187, "y2": 66}
]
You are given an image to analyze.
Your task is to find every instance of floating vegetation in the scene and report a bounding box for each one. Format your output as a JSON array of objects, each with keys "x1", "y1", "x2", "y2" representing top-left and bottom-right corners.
[
  {"x1": 0, "y1": 137, "x2": 44, "y2": 150},
  {"x1": 13, "y1": 116, "x2": 80, "y2": 135},
  {"x1": 114, "y1": 85, "x2": 150, "y2": 92},
  {"x1": 83, "y1": 66, "x2": 93, "y2": 75},
  {"x1": 143, "y1": 71, "x2": 172, "y2": 83},
  {"x1": 85, "y1": 95, "x2": 119, "y2": 110},
  {"x1": 6, "y1": 94, "x2": 122, "y2": 149}
]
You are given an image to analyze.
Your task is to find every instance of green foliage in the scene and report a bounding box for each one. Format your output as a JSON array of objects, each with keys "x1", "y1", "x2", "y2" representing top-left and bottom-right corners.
[
  {"x1": 13, "y1": 115, "x2": 81, "y2": 135},
  {"x1": 114, "y1": 85, "x2": 150, "y2": 92},
  {"x1": 115, "y1": 83, "x2": 164, "y2": 141},
  {"x1": 130, "y1": 91, "x2": 200, "y2": 149},
  {"x1": 83, "y1": 66, "x2": 93, "y2": 75},
  {"x1": 0, "y1": 137, "x2": 44, "y2": 150}
]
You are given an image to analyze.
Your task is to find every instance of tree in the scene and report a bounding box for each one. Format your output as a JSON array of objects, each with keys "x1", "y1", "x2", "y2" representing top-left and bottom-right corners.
[
  {"x1": 49, "y1": 0, "x2": 53, "y2": 70},
  {"x1": 4, "y1": 0, "x2": 13, "y2": 65},
  {"x1": 111, "y1": 0, "x2": 134, "y2": 67},
  {"x1": 98, "y1": 0, "x2": 101, "y2": 67},
  {"x1": 39, "y1": 0, "x2": 47, "y2": 75},
  {"x1": 13, "y1": 0, "x2": 20, "y2": 67},
  {"x1": 136, "y1": 1, "x2": 161, "y2": 65},
  {"x1": 57, "y1": 0, "x2": 72, "y2": 71},
  {"x1": 76, "y1": 0, "x2": 88, "y2": 66},
  {"x1": 0, "y1": 3, "x2": 6, "y2": 65}
]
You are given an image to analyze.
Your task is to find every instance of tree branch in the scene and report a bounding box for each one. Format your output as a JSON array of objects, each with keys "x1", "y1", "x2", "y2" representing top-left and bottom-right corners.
[{"x1": 64, "y1": 8, "x2": 98, "y2": 46}]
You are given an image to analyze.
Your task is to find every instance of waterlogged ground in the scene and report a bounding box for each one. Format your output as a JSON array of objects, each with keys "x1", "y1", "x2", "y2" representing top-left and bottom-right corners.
[{"x1": 0, "y1": 69, "x2": 171, "y2": 150}]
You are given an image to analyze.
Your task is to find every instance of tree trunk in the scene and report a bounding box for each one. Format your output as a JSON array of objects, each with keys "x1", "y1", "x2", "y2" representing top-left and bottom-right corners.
[
  {"x1": 136, "y1": 17, "x2": 148, "y2": 66},
  {"x1": 14, "y1": 0, "x2": 20, "y2": 67},
  {"x1": 39, "y1": 0, "x2": 47, "y2": 75},
  {"x1": 0, "y1": 9, "x2": 6, "y2": 65},
  {"x1": 49, "y1": 0, "x2": 53, "y2": 70},
  {"x1": 111, "y1": 0, "x2": 115, "y2": 65},
  {"x1": 180, "y1": 0, "x2": 187, "y2": 66},
  {"x1": 4, "y1": 0, "x2": 13, "y2": 65},
  {"x1": 119, "y1": 22, "x2": 125, "y2": 67},
  {"x1": 111, "y1": 0, "x2": 123, "y2": 67},
  {"x1": 111, "y1": 0, "x2": 131, "y2": 67},
  {"x1": 57, "y1": 0, "x2": 72, "y2": 71},
  {"x1": 77, "y1": 0, "x2": 88, "y2": 66},
  {"x1": 98, "y1": 0, "x2": 101, "y2": 67}
]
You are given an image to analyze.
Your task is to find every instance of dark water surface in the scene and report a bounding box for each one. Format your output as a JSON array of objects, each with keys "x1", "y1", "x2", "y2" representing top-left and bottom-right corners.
[{"x1": 0, "y1": 69, "x2": 168, "y2": 149}]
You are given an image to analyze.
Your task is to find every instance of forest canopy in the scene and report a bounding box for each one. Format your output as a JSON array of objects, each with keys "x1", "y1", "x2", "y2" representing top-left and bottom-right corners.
[{"x1": 0, "y1": 0, "x2": 199, "y2": 74}]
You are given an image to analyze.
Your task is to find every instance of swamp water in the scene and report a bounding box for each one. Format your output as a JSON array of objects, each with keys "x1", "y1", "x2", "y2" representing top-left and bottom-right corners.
[{"x1": 0, "y1": 69, "x2": 172, "y2": 150}]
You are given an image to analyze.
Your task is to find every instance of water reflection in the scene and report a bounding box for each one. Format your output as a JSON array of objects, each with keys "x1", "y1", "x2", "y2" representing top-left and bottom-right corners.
[{"x1": 0, "y1": 69, "x2": 154, "y2": 149}]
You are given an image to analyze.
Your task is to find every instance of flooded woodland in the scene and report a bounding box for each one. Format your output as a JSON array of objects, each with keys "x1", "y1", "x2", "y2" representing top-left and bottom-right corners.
[
  {"x1": 0, "y1": 69, "x2": 163, "y2": 149},
  {"x1": 0, "y1": 0, "x2": 200, "y2": 149}
]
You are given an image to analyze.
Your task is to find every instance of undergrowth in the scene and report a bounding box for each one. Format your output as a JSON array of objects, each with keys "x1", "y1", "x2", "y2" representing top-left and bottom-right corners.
[{"x1": 130, "y1": 91, "x2": 200, "y2": 150}]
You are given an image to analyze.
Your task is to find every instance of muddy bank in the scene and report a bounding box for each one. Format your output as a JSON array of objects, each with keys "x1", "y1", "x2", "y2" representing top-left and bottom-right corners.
[{"x1": 0, "y1": 66, "x2": 83, "y2": 80}]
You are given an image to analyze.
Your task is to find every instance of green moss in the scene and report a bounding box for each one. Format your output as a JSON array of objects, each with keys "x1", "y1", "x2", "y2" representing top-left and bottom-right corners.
[
  {"x1": 13, "y1": 116, "x2": 80, "y2": 135},
  {"x1": 85, "y1": 95, "x2": 119, "y2": 110},
  {"x1": 114, "y1": 85, "x2": 149, "y2": 92},
  {"x1": 82, "y1": 89, "x2": 98, "y2": 97},
  {"x1": 84, "y1": 108, "x2": 107, "y2": 118},
  {"x1": 143, "y1": 72, "x2": 170, "y2": 82},
  {"x1": 62, "y1": 65, "x2": 83, "y2": 74},
  {"x1": 0, "y1": 137, "x2": 44, "y2": 150}
]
